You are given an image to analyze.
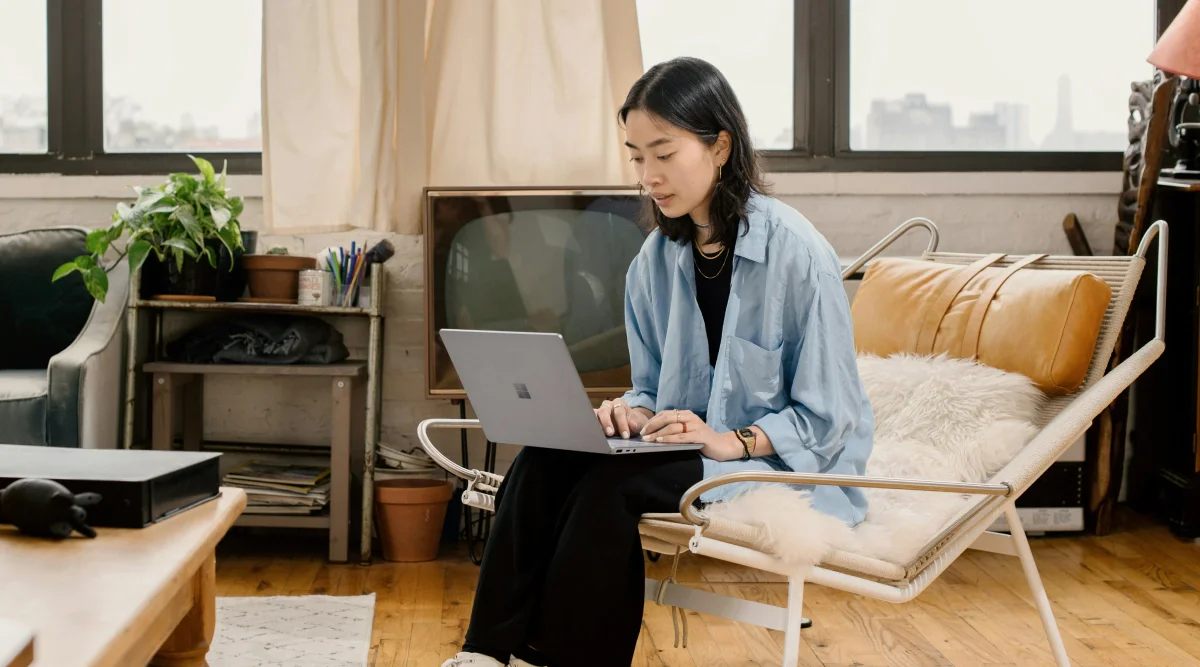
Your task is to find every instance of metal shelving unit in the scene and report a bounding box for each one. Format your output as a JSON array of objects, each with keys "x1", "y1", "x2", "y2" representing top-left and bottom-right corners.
[{"x1": 122, "y1": 262, "x2": 386, "y2": 564}]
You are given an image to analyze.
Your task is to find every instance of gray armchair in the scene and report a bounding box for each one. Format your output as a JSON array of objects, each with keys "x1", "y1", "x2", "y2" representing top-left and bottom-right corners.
[{"x1": 0, "y1": 227, "x2": 128, "y2": 448}]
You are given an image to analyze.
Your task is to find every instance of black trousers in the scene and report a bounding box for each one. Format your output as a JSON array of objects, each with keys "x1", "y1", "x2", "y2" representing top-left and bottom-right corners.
[{"x1": 461, "y1": 446, "x2": 704, "y2": 667}]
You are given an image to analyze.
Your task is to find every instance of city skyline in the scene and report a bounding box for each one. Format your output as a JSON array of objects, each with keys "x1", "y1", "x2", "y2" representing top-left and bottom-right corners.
[{"x1": 0, "y1": 77, "x2": 1130, "y2": 155}]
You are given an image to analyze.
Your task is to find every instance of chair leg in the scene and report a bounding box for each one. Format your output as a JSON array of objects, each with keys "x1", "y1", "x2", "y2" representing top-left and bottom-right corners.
[
  {"x1": 1005, "y1": 506, "x2": 1070, "y2": 667},
  {"x1": 782, "y1": 577, "x2": 805, "y2": 667}
]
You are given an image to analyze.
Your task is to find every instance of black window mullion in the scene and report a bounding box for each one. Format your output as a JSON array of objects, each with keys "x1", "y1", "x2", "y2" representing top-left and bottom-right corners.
[
  {"x1": 792, "y1": 0, "x2": 810, "y2": 152},
  {"x1": 809, "y1": 0, "x2": 836, "y2": 158},
  {"x1": 832, "y1": 0, "x2": 850, "y2": 155},
  {"x1": 55, "y1": 0, "x2": 91, "y2": 159},
  {"x1": 46, "y1": 0, "x2": 63, "y2": 156},
  {"x1": 83, "y1": 0, "x2": 103, "y2": 156}
]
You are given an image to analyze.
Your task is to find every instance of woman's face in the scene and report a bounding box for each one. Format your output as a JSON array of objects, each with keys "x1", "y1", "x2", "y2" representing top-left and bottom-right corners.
[{"x1": 624, "y1": 109, "x2": 728, "y2": 221}]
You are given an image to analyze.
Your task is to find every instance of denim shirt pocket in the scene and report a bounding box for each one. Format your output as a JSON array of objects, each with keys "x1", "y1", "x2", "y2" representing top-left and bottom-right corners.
[{"x1": 722, "y1": 334, "x2": 788, "y2": 424}]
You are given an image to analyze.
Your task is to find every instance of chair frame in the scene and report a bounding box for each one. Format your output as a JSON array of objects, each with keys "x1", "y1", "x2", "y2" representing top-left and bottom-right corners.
[{"x1": 417, "y1": 217, "x2": 1169, "y2": 667}]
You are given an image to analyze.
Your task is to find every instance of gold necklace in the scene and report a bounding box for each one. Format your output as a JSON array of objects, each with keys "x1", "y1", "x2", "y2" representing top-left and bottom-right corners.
[
  {"x1": 695, "y1": 245, "x2": 730, "y2": 279},
  {"x1": 694, "y1": 237, "x2": 723, "y2": 259}
]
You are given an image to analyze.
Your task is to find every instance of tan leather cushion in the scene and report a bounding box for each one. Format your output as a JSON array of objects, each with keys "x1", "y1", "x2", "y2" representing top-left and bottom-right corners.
[{"x1": 850, "y1": 256, "x2": 1112, "y2": 395}]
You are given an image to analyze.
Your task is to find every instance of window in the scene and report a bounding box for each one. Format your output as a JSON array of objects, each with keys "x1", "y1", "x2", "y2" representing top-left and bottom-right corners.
[
  {"x1": 0, "y1": 0, "x2": 261, "y2": 174},
  {"x1": 0, "y1": 0, "x2": 48, "y2": 153},
  {"x1": 0, "y1": 0, "x2": 1183, "y2": 174},
  {"x1": 635, "y1": 0, "x2": 796, "y2": 150},
  {"x1": 102, "y1": 0, "x2": 262, "y2": 153},
  {"x1": 849, "y1": 0, "x2": 1156, "y2": 152}
]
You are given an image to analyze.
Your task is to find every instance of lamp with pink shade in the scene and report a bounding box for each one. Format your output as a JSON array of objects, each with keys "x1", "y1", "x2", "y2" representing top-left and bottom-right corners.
[{"x1": 1149, "y1": 0, "x2": 1200, "y2": 178}]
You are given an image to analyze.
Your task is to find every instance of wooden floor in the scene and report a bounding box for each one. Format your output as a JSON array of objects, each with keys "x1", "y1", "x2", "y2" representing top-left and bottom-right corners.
[{"x1": 214, "y1": 508, "x2": 1200, "y2": 666}]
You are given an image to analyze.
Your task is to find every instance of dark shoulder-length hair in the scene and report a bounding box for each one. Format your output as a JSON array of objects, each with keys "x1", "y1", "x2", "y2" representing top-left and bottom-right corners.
[{"x1": 618, "y1": 56, "x2": 770, "y2": 249}]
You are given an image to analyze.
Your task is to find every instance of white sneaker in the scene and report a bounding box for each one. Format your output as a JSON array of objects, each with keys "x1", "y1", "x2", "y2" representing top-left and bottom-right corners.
[
  {"x1": 509, "y1": 658, "x2": 541, "y2": 667},
  {"x1": 440, "y1": 653, "x2": 505, "y2": 667}
]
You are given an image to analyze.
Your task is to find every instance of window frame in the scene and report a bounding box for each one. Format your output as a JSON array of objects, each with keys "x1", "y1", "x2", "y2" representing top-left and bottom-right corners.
[
  {"x1": 766, "y1": 0, "x2": 1184, "y2": 173},
  {"x1": 0, "y1": 0, "x2": 261, "y2": 175},
  {"x1": 0, "y1": 0, "x2": 1185, "y2": 175}
]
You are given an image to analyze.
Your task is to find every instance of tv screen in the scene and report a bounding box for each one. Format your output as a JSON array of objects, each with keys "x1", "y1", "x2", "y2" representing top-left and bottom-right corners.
[{"x1": 424, "y1": 187, "x2": 651, "y2": 400}]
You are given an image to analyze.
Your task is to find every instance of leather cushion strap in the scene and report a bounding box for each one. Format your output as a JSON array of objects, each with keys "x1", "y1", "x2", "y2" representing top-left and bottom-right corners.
[
  {"x1": 913, "y1": 253, "x2": 1006, "y2": 355},
  {"x1": 959, "y1": 253, "x2": 1048, "y2": 359}
]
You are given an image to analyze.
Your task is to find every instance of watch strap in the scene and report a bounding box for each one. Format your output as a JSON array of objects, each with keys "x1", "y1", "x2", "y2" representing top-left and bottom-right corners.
[{"x1": 736, "y1": 428, "x2": 753, "y2": 460}]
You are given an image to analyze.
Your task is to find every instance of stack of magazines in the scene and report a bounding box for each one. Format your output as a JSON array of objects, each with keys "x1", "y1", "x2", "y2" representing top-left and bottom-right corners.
[{"x1": 223, "y1": 460, "x2": 332, "y2": 515}]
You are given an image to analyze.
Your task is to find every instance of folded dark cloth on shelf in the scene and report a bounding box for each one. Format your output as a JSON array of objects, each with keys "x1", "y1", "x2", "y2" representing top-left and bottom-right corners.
[{"x1": 165, "y1": 315, "x2": 349, "y2": 365}]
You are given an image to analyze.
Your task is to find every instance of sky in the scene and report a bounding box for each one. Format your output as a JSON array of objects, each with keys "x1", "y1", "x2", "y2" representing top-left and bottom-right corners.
[{"x1": 1, "y1": 0, "x2": 1159, "y2": 151}]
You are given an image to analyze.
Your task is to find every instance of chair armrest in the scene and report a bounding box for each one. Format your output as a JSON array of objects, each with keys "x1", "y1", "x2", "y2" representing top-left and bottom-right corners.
[
  {"x1": 678, "y1": 472, "x2": 1011, "y2": 527},
  {"x1": 841, "y1": 216, "x2": 939, "y2": 281},
  {"x1": 45, "y1": 259, "x2": 129, "y2": 448}
]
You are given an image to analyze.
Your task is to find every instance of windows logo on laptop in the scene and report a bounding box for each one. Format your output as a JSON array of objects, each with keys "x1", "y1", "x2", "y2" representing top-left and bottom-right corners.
[{"x1": 513, "y1": 383, "x2": 532, "y2": 400}]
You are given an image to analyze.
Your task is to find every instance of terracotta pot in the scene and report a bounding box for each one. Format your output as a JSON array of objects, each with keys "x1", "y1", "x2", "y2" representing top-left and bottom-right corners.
[
  {"x1": 374, "y1": 479, "x2": 455, "y2": 562},
  {"x1": 242, "y1": 254, "x2": 317, "y2": 301}
]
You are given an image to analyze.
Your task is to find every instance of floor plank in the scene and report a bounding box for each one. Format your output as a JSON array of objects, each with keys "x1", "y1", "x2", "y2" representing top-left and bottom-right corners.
[{"x1": 214, "y1": 508, "x2": 1200, "y2": 666}]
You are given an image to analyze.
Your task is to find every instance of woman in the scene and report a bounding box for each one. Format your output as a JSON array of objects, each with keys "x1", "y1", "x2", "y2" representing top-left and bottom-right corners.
[{"x1": 443, "y1": 56, "x2": 873, "y2": 667}]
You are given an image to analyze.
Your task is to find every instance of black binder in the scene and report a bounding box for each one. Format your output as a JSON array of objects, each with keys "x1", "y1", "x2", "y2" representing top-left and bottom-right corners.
[{"x1": 0, "y1": 445, "x2": 221, "y2": 528}]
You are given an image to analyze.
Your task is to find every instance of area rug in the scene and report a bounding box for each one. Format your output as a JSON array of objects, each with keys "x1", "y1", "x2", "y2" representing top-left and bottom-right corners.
[{"x1": 208, "y1": 594, "x2": 375, "y2": 667}]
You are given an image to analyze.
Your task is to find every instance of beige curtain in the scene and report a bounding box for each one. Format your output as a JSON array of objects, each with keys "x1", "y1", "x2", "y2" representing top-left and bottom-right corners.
[
  {"x1": 262, "y1": 0, "x2": 425, "y2": 234},
  {"x1": 261, "y1": 0, "x2": 642, "y2": 234},
  {"x1": 424, "y1": 0, "x2": 642, "y2": 187}
]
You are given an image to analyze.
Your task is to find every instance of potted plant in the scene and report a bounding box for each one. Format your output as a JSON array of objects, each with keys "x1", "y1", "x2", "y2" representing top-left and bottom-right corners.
[
  {"x1": 242, "y1": 245, "x2": 316, "y2": 302},
  {"x1": 51, "y1": 155, "x2": 245, "y2": 303}
]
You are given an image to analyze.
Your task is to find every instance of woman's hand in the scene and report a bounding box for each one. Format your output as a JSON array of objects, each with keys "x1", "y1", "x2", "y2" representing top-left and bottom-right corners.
[
  {"x1": 595, "y1": 398, "x2": 651, "y2": 439},
  {"x1": 640, "y1": 409, "x2": 743, "y2": 462}
]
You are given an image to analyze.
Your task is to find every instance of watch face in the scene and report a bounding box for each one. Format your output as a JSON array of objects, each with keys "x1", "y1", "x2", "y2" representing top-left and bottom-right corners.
[{"x1": 738, "y1": 428, "x2": 754, "y2": 439}]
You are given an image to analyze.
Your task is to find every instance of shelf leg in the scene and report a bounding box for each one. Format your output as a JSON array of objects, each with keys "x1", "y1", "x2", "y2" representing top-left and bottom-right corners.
[
  {"x1": 331, "y1": 376, "x2": 353, "y2": 564},
  {"x1": 183, "y1": 376, "x2": 204, "y2": 452},
  {"x1": 152, "y1": 373, "x2": 177, "y2": 451},
  {"x1": 361, "y1": 313, "x2": 383, "y2": 564}
]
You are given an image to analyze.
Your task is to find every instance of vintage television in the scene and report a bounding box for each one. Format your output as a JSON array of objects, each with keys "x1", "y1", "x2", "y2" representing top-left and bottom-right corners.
[{"x1": 424, "y1": 186, "x2": 651, "y2": 400}]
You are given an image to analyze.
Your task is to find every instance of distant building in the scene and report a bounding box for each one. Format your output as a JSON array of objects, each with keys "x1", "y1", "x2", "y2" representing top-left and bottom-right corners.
[
  {"x1": 863, "y1": 75, "x2": 1122, "y2": 152},
  {"x1": 0, "y1": 95, "x2": 48, "y2": 153},
  {"x1": 1, "y1": 94, "x2": 261, "y2": 153},
  {"x1": 1039, "y1": 74, "x2": 1125, "y2": 151},
  {"x1": 864, "y1": 93, "x2": 1026, "y2": 151}
]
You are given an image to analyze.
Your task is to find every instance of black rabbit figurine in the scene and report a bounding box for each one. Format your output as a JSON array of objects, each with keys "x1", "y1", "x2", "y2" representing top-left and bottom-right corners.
[{"x1": 0, "y1": 478, "x2": 102, "y2": 539}]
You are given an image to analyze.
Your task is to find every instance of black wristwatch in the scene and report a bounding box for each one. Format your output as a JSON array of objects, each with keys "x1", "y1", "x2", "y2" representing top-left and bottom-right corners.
[{"x1": 735, "y1": 428, "x2": 756, "y2": 461}]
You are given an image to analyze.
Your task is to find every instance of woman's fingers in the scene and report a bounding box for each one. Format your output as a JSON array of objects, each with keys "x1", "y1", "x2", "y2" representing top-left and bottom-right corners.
[
  {"x1": 643, "y1": 423, "x2": 683, "y2": 441},
  {"x1": 597, "y1": 402, "x2": 615, "y2": 436},
  {"x1": 613, "y1": 403, "x2": 632, "y2": 438},
  {"x1": 651, "y1": 432, "x2": 699, "y2": 444},
  {"x1": 643, "y1": 409, "x2": 694, "y2": 437}
]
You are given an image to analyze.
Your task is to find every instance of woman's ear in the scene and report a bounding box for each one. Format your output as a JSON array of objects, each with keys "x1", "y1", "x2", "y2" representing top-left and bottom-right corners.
[{"x1": 714, "y1": 130, "x2": 733, "y2": 165}]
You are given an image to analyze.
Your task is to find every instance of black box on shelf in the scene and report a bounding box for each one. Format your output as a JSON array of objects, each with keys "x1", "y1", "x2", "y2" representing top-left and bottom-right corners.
[{"x1": 0, "y1": 444, "x2": 221, "y2": 528}]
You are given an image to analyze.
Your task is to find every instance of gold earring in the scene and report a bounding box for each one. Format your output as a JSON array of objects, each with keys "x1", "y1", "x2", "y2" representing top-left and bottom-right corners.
[{"x1": 718, "y1": 164, "x2": 722, "y2": 181}]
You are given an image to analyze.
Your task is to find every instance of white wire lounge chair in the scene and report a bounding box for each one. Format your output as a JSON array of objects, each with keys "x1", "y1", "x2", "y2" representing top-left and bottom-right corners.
[{"x1": 417, "y1": 217, "x2": 1169, "y2": 667}]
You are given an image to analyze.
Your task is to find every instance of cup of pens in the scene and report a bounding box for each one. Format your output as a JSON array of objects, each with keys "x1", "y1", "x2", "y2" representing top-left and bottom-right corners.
[{"x1": 318, "y1": 242, "x2": 370, "y2": 309}]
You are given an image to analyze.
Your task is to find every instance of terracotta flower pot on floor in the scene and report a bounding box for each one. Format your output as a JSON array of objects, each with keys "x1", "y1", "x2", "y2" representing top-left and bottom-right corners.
[{"x1": 375, "y1": 479, "x2": 456, "y2": 562}]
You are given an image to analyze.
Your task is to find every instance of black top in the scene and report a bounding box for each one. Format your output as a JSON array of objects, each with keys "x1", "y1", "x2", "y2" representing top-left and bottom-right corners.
[{"x1": 693, "y1": 233, "x2": 735, "y2": 366}]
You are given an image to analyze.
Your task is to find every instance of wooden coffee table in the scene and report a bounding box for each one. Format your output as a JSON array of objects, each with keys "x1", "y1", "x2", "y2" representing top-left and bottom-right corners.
[{"x1": 0, "y1": 487, "x2": 246, "y2": 667}]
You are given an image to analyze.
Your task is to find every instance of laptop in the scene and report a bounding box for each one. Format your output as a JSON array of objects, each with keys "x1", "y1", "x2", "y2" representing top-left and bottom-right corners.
[{"x1": 439, "y1": 329, "x2": 704, "y2": 455}]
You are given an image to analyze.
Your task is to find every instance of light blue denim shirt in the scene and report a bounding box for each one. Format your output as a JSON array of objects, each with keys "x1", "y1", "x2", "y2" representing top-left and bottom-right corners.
[{"x1": 619, "y1": 193, "x2": 873, "y2": 526}]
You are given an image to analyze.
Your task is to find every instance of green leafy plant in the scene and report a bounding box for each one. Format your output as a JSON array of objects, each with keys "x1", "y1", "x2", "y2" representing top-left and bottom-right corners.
[
  {"x1": 266, "y1": 246, "x2": 289, "y2": 255},
  {"x1": 52, "y1": 154, "x2": 245, "y2": 302}
]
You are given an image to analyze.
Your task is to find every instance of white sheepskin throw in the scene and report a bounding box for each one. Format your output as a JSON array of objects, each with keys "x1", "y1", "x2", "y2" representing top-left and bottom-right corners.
[{"x1": 705, "y1": 353, "x2": 1045, "y2": 570}]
